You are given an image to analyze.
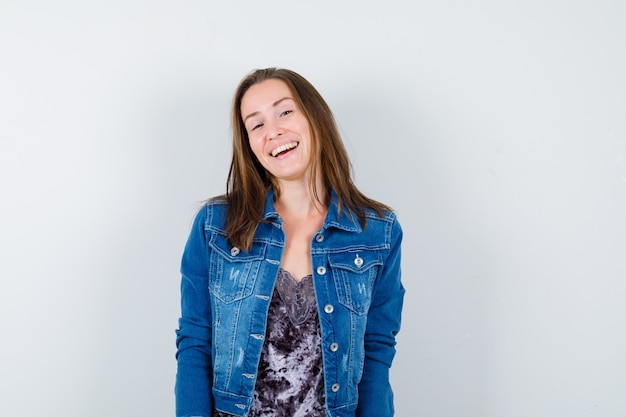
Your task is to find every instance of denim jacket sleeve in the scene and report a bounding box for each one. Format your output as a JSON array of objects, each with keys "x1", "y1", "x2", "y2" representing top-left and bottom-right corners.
[
  {"x1": 356, "y1": 215, "x2": 404, "y2": 417},
  {"x1": 175, "y1": 205, "x2": 213, "y2": 417}
]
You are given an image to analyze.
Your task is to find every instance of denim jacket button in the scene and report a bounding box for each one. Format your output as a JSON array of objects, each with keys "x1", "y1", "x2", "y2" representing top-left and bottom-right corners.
[
  {"x1": 331, "y1": 383, "x2": 340, "y2": 392},
  {"x1": 230, "y1": 247, "x2": 240, "y2": 257},
  {"x1": 330, "y1": 342, "x2": 339, "y2": 352},
  {"x1": 316, "y1": 266, "x2": 326, "y2": 276},
  {"x1": 354, "y1": 254, "x2": 363, "y2": 268},
  {"x1": 315, "y1": 233, "x2": 324, "y2": 243},
  {"x1": 324, "y1": 304, "x2": 334, "y2": 314}
]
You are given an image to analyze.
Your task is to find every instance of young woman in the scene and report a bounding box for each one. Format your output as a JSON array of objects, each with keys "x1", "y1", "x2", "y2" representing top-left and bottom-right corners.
[{"x1": 175, "y1": 68, "x2": 404, "y2": 417}]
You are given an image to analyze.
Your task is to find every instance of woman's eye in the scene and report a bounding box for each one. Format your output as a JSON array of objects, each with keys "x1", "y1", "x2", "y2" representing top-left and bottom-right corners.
[
  {"x1": 250, "y1": 123, "x2": 263, "y2": 131},
  {"x1": 280, "y1": 110, "x2": 292, "y2": 117}
]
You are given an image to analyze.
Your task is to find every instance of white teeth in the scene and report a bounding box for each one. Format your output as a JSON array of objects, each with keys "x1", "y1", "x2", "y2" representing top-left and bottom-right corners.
[{"x1": 271, "y1": 142, "x2": 298, "y2": 157}]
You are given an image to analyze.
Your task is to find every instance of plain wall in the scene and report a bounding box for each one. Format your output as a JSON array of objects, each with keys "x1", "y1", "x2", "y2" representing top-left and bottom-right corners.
[{"x1": 1, "y1": 1, "x2": 625, "y2": 416}]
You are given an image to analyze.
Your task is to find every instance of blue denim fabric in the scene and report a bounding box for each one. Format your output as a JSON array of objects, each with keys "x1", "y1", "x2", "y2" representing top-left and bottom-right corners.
[{"x1": 175, "y1": 190, "x2": 404, "y2": 417}]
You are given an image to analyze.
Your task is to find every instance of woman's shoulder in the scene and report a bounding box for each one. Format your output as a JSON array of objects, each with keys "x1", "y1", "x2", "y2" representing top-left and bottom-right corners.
[
  {"x1": 192, "y1": 195, "x2": 229, "y2": 230},
  {"x1": 361, "y1": 202, "x2": 402, "y2": 243},
  {"x1": 363, "y1": 208, "x2": 400, "y2": 234},
  {"x1": 206, "y1": 194, "x2": 228, "y2": 206},
  {"x1": 359, "y1": 196, "x2": 398, "y2": 224},
  {"x1": 193, "y1": 195, "x2": 228, "y2": 213},
  {"x1": 364, "y1": 206, "x2": 396, "y2": 220}
]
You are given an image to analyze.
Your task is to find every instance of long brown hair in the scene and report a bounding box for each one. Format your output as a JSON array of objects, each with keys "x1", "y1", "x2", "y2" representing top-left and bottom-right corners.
[{"x1": 226, "y1": 67, "x2": 391, "y2": 250}]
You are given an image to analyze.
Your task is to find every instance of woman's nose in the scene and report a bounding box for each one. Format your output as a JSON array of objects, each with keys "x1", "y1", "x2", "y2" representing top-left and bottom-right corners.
[{"x1": 266, "y1": 120, "x2": 284, "y2": 140}]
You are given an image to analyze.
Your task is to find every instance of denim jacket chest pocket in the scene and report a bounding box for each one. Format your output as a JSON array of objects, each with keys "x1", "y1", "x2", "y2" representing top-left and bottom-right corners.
[
  {"x1": 329, "y1": 249, "x2": 384, "y2": 315},
  {"x1": 208, "y1": 233, "x2": 267, "y2": 303}
]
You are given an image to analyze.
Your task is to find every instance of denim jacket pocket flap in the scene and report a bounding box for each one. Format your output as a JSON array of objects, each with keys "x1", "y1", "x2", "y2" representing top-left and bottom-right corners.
[
  {"x1": 328, "y1": 250, "x2": 383, "y2": 273},
  {"x1": 208, "y1": 234, "x2": 267, "y2": 303},
  {"x1": 209, "y1": 233, "x2": 266, "y2": 262},
  {"x1": 329, "y1": 250, "x2": 383, "y2": 315}
]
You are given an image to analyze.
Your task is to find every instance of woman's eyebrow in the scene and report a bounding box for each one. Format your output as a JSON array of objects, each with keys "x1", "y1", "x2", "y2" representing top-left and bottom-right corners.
[{"x1": 243, "y1": 97, "x2": 294, "y2": 123}]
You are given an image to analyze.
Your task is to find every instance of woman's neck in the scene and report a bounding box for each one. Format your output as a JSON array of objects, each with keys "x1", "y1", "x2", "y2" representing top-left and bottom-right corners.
[{"x1": 274, "y1": 178, "x2": 327, "y2": 220}]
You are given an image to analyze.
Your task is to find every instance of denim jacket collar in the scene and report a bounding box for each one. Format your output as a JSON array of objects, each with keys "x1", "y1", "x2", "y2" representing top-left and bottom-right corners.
[{"x1": 262, "y1": 188, "x2": 362, "y2": 233}]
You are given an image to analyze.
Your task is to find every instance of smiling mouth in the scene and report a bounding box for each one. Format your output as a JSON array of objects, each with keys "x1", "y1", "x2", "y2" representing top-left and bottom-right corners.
[{"x1": 271, "y1": 142, "x2": 299, "y2": 157}]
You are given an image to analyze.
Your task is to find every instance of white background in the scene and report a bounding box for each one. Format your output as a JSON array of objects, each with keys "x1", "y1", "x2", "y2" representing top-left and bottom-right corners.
[{"x1": 1, "y1": 1, "x2": 625, "y2": 416}]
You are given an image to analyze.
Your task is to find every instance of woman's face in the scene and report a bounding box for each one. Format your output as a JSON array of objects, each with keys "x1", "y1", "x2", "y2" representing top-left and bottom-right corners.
[{"x1": 240, "y1": 78, "x2": 314, "y2": 185}]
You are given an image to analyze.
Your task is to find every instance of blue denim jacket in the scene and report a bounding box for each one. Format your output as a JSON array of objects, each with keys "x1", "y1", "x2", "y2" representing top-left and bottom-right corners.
[{"x1": 175, "y1": 190, "x2": 404, "y2": 417}]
